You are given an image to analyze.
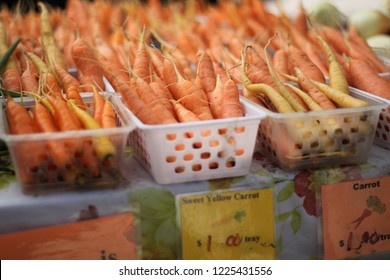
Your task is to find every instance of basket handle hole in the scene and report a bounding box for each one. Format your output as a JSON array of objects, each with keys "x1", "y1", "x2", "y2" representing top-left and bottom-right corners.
[
  {"x1": 235, "y1": 149, "x2": 244, "y2": 156},
  {"x1": 201, "y1": 130, "x2": 211, "y2": 137},
  {"x1": 184, "y1": 132, "x2": 194, "y2": 139},
  {"x1": 227, "y1": 137, "x2": 236, "y2": 145},
  {"x1": 209, "y1": 140, "x2": 219, "y2": 147},
  {"x1": 209, "y1": 162, "x2": 219, "y2": 169}
]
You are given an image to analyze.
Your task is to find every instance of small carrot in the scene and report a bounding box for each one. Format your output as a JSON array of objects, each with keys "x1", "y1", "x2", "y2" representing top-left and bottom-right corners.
[
  {"x1": 101, "y1": 99, "x2": 117, "y2": 129},
  {"x1": 208, "y1": 74, "x2": 224, "y2": 119},
  {"x1": 92, "y1": 87, "x2": 106, "y2": 126},
  {"x1": 21, "y1": 68, "x2": 39, "y2": 93},
  {"x1": 66, "y1": 85, "x2": 86, "y2": 110},
  {"x1": 26, "y1": 51, "x2": 49, "y2": 75},
  {"x1": 221, "y1": 78, "x2": 244, "y2": 119},
  {"x1": 170, "y1": 100, "x2": 201, "y2": 122},
  {"x1": 195, "y1": 49, "x2": 217, "y2": 95},
  {"x1": 149, "y1": 74, "x2": 177, "y2": 120},
  {"x1": 133, "y1": 30, "x2": 151, "y2": 84}
]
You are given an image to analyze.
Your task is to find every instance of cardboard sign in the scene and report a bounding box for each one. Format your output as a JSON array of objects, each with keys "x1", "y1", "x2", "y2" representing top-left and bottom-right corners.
[
  {"x1": 322, "y1": 176, "x2": 390, "y2": 259},
  {"x1": 0, "y1": 212, "x2": 138, "y2": 260},
  {"x1": 178, "y1": 188, "x2": 275, "y2": 260}
]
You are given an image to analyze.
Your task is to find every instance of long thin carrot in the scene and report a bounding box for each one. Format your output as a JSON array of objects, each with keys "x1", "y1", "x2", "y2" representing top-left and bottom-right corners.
[
  {"x1": 149, "y1": 74, "x2": 177, "y2": 120},
  {"x1": 54, "y1": 62, "x2": 80, "y2": 89},
  {"x1": 315, "y1": 33, "x2": 349, "y2": 95},
  {"x1": 21, "y1": 68, "x2": 39, "y2": 93},
  {"x1": 208, "y1": 74, "x2": 224, "y2": 119},
  {"x1": 66, "y1": 85, "x2": 86, "y2": 110},
  {"x1": 273, "y1": 48, "x2": 289, "y2": 82},
  {"x1": 92, "y1": 86, "x2": 106, "y2": 126},
  {"x1": 133, "y1": 30, "x2": 151, "y2": 84}
]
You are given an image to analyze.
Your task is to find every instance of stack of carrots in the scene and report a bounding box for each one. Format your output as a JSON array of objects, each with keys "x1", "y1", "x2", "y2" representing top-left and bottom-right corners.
[{"x1": 0, "y1": 2, "x2": 122, "y2": 188}]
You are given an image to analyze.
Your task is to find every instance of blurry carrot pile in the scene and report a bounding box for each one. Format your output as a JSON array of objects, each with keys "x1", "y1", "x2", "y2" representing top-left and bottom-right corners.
[{"x1": 0, "y1": 0, "x2": 389, "y2": 134}]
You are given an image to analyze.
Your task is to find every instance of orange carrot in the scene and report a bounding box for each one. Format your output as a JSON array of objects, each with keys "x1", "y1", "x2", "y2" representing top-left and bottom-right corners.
[
  {"x1": 135, "y1": 76, "x2": 177, "y2": 124},
  {"x1": 54, "y1": 62, "x2": 80, "y2": 89},
  {"x1": 171, "y1": 59, "x2": 214, "y2": 120},
  {"x1": 208, "y1": 75, "x2": 224, "y2": 119},
  {"x1": 21, "y1": 68, "x2": 38, "y2": 93},
  {"x1": 101, "y1": 100, "x2": 117, "y2": 129},
  {"x1": 349, "y1": 58, "x2": 390, "y2": 100},
  {"x1": 287, "y1": 44, "x2": 325, "y2": 83},
  {"x1": 170, "y1": 100, "x2": 201, "y2": 122},
  {"x1": 273, "y1": 48, "x2": 289, "y2": 82},
  {"x1": 133, "y1": 32, "x2": 151, "y2": 84},
  {"x1": 43, "y1": 72, "x2": 63, "y2": 99},
  {"x1": 149, "y1": 74, "x2": 177, "y2": 119},
  {"x1": 92, "y1": 87, "x2": 106, "y2": 127},
  {"x1": 195, "y1": 49, "x2": 217, "y2": 95},
  {"x1": 221, "y1": 78, "x2": 244, "y2": 119},
  {"x1": 66, "y1": 85, "x2": 86, "y2": 110},
  {"x1": 294, "y1": 67, "x2": 336, "y2": 110},
  {"x1": 71, "y1": 37, "x2": 104, "y2": 92}
]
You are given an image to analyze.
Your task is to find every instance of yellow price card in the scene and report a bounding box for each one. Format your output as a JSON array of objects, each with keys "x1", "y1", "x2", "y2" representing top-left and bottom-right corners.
[{"x1": 178, "y1": 188, "x2": 275, "y2": 260}]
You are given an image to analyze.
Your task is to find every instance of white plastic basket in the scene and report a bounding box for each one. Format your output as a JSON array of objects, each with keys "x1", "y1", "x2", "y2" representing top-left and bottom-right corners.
[
  {"x1": 253, "y1": 87, "x2": 387, "y2": 171},
  {"x1": 123, "y1": 98, "x2": 265, "y2": 184},
  {"x1": 0, "y1": 92, "x2": 135, "y2": 194}
]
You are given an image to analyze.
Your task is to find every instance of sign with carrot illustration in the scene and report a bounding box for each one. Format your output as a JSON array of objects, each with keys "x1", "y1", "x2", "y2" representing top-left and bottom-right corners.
[
  {"x1": 322, "y1": 176, "x2": 390, "y2": 259},
  {"x1": 178, "y1": 188, "x2": 275, "y2": 260}
]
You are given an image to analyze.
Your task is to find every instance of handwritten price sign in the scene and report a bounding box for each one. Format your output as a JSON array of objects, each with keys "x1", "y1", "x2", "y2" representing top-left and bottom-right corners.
[
  {"x1": 322, "y1": 176, "x2": 390, "y2": 259},
  {"x1": 178, "y1": 189, "x2": 275, "y2": 260}
]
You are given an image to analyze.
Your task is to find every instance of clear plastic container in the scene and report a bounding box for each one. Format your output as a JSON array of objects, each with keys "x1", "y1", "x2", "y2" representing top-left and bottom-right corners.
[
  {"x1": 0, "y1": 92, "x2": 135, "y2": 194},
  {"x1": 253, "y1": 87, "x2": 387, "y2": 171},
  {"x1": 123, "y1": 98, "x2": 265, "y2": 184}
]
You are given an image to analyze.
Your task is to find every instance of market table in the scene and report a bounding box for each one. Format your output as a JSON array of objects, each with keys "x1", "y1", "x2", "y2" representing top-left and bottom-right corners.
[{"x1": 1, "y1": 143, "x2": 389, "y2": 260}]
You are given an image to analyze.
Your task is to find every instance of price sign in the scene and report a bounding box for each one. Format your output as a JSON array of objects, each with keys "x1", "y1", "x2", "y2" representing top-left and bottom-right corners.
[
  {"x1": 322, "y1": 176, "x2": 390, "y2": 259},
  {"x1": 0, "y1": 211, "x2": 138, "y2": 260},
  {"x1": 178, "y1": 188, "x2": 275, "y2": 260}
]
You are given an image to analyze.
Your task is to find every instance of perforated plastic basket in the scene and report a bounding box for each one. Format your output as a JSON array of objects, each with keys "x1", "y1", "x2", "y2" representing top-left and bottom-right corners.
[
  {"x1": 123, "y1": 98, "x2": 265, "y2": 184},
  {"x1": 0, "y1": 92, "x2": 135, "y2": 194},
  {"x1": 253, "y1": 87, "x2": 387, "y2": 171}
]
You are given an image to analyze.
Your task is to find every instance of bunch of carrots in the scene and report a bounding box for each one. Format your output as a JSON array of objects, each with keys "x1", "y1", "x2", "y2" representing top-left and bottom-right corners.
[{"x1": 0, "y1": 2, "x2": 124, "y2": 189}]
